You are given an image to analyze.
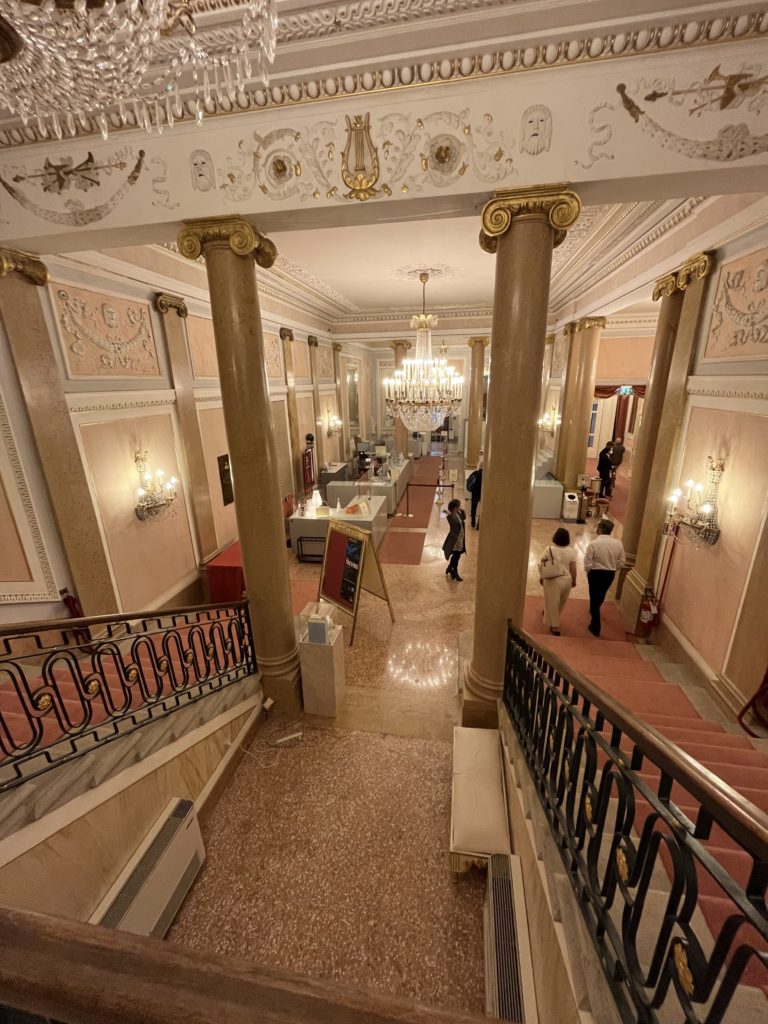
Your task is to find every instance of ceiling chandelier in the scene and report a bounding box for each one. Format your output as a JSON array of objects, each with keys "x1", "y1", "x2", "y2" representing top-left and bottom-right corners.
[
  {"x1": 0, "y1": 0, "x2": 277, "y2": 140},
  {"x1": 383, "y1": 272, "x2": 464, "y2": 434}
]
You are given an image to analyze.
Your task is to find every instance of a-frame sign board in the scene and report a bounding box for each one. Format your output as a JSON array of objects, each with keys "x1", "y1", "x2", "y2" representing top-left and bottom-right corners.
[{"x1": 318, "y1": 521, "x2": 394, "y2": 644}]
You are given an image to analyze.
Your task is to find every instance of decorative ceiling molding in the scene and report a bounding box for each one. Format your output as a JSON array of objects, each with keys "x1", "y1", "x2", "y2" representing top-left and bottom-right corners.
[
  {"x1": 333, "y1": 305, "x2": 493, "y2": 325},
  {"x1": 602, "y1": 314, "x2": 658, "y2": 337},
  {"x1": 67, "y1": 392, "x2": 177, "y2": 414},
  {"x1": 1, "y1": 11, "x2": 765, "y2": 147},
  {"x1": 273, "y1": 254, "x2": 354, "y2": 309},
  {"x1": 686, "y1": 376, "x2": 768, "y2": 401}
]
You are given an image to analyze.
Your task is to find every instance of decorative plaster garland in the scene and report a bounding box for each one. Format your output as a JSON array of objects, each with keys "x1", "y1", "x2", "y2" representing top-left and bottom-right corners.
[{"x1": 0, "y1": 12, "x2": 765, "y2": 147}]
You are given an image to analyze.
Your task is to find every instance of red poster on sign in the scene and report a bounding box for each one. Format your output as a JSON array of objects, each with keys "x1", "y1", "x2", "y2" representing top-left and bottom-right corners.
[
  {"x1": 302, "y1": 448, "x2": 314, "y2": 496},
  {"x1": 320, "y1": 529, "x2": 362, "y2": 613}
]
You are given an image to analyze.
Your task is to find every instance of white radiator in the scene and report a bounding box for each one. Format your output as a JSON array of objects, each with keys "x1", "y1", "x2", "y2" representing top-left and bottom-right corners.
[
  {"x1": 485, "y1": 853, "x2": 539, "y2": 1023},
  {"x1": 90, "y1": 797, "x2": 205, "y2": 938}
]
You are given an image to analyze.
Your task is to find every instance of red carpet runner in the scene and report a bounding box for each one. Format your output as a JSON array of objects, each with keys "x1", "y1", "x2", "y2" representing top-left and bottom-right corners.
[
  {"x1": 525, "y1": 594, "x2": 768, "y2": 992},
  {"x1": 379, "y1": 456, "x2": 443, "y2": 565}
]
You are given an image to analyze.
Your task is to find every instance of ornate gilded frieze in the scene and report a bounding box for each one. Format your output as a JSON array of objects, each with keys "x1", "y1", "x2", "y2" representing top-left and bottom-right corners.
[
  {"x1": 479, "y1": 185, "x2": 581, "y2": 251},
  {"x1": 177, "y1": 216, "x2": 277, "y2": 268},
  {"x1": 0, "y1": 247, "x2": 48, "y2": 286},
  {"x1": 704, "y1": 246, "x2": 768, "y2": 361},
  {"x1": 652, "y1": 251, "x2": 714, "y2": 301},
  {"x1": 154, "y1": 292, "x2": 188, "y2": 318}
]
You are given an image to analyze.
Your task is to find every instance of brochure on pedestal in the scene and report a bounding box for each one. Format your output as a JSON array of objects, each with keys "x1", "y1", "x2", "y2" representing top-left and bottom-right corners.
[{"x1": 318, "y1": 521, "x2": 394, "y2": 644}]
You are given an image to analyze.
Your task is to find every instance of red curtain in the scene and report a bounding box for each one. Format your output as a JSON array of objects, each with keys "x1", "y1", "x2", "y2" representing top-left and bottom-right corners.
[{"x1": 594, "y1": 385, "x2": 646, "y2": 399}]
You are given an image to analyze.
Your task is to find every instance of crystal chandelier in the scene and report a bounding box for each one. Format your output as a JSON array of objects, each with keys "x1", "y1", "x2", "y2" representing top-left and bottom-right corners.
[
  {"x1": 383, "y1": 272, "x2": 464, "y2": 433},
  {"x1": 0, "y1": 0, "x2": 277, "y2": 140}
]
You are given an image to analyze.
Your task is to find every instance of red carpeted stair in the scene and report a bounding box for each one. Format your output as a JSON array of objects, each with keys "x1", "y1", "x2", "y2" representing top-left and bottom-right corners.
[{"x1": 524, "y1": 594, "x2": 768, "y2": 992}]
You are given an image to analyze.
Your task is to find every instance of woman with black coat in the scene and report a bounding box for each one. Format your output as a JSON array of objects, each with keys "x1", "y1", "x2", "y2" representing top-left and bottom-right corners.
[{"x1": 442, "y1": 498, "x2": 466, "y2": 581}]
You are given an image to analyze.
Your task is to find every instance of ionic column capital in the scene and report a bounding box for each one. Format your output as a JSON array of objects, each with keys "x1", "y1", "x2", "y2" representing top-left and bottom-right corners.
[
  {"x1": 307, "y1": 335, "x2": 319, "y2": 347},
  {"x1": 279, "y1": 327, "x2": 294, "y2": 342},
  {"x1": 479, "y1": 184, "x2": 581, "y2": 252},
  {"x1": 545, "y1": 334, "x2": 555, "y2": 345},
  {"x1": 154, "y1": 292, "x2": 188, "y2": 318},
  {"x1": 576, "y1": 316, "x2": 608, "y2": 332},
  {"x1": 562, "y1": 321, "x2": 578, "y2": 337},
  {"x1": 653, "y1": 251, "x2": 715, "y2": 301},
  {"x1": 468, "y1": 336, "x2": 490, "y2": 348},
  {"x1": 389, "y1": 339, "x2": 411, "y2": 351},
  {"x1": 177, "y1": 216, "x2": 277, "y2": 268},
  {"x1": 332, "y1": 342, "x2": 343, "y2": 352},
  {"x1": 0, "y1": 247, "x2": 48, "y2": 286}
]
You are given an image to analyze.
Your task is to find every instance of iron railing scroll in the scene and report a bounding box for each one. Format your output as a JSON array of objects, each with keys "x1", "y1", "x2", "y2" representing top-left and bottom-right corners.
[
  {"x1": 0, "y1": 601, "x2": 255, "y2": 793},
  {"x1": 503, "y1": 624, "x2": 768, "y2": 1024}
]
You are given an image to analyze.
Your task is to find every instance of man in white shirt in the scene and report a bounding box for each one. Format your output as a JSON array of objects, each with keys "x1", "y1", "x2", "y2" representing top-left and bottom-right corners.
[{"x1": 583, "y1": 519, "x2": 625, "y2": 637}]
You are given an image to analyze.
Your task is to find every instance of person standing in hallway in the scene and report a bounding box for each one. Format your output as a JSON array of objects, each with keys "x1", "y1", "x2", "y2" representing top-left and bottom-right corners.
[
  {"x1": 466, "y1": 460, "x2": 483, "y2": 529},
  {"x1": 584, "y1": 519, "x2": 625, "y2": 637},
  {"x1": 443, "y1": 498, "x2": 466, "y2": 581},
  {"x1": 597, "y1": 442, "x2": 614, "y2": 498},
  {"x1": 538, "y1": 528, "x2": 577, "y2": 636},
  {"x1": 610, "y1": 437, "x2": 626, "y2": 487}
]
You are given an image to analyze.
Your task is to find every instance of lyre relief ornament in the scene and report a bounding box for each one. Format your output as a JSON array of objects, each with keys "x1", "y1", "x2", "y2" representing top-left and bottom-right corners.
[{"x1": 341, "y1": 113, "x2": 380, "y2": 201}]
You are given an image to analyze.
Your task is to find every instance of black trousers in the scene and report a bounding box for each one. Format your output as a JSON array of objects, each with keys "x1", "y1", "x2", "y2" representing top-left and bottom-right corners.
[
  {"x1": 448, "y1": 550, "x2": 462, "y2": 576},
  {"x1": 470, "y1": 493, "x2": 480, "y2": 526},
  {"x1": 587, "y1": 569, "x2": 615, "y2": 635},
  {"x1": 599, "y1": 474, "x2": 612, "y2": 498}
]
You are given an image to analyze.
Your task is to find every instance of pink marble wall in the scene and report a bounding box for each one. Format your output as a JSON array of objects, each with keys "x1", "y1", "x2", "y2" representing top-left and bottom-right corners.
[
  {"x1": 198, "y1": 406, "x2": 238, "y2": 549},
  {"x1": 596, "y1": 336, "x2": 653, "y2": 381},
  {"x1": 0, "y1": 477, "x2": 32, "y2": 583},
  {"x1": 296, "y1": 393, "x2": 315, "y2": 447},
  {"x1": 79, "y1": 413, "x2": 197, "y2": 611},
  {"x1": 663, "y1": 406, "x2": 768, "y2": 674},
  {"x1": 186, "y1": 315, "x2": 219, "y2": 379},
  {"x1": 703, "y1": 244, "x2": 768, "y2": 362}
]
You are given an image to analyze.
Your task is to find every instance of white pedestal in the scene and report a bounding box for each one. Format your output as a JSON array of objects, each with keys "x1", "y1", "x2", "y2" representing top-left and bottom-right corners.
[{"x1": 299, "y1": 625, "x2": 346, "y2": 716}]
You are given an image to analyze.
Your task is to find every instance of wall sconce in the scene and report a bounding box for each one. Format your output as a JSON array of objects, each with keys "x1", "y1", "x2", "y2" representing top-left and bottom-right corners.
[
  {"x1": 666, "y1": 456, "x2": 723, "y2": 545},
  {"x1": 537, "y1": 405, "x2": 561, "y2": 437},
  {"x1": 326, "y1": 407, "x2": 342, "y2": 437},
  {"x1": 135, "y1": 450, "x2": 177, "y2": 521}
]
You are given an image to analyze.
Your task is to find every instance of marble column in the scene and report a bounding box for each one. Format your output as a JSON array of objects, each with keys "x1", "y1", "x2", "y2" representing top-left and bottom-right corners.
[
  {"x1": 562, "y1": 317, "x2": 606, "y2": 489},
  {"x1": 465, "y1": 336, "x2": 489, "y2": 468},
  {"x1": 463, "y1": 185, "x2": 581, "y2": 727},
  {"x1": 553, "y1": 322, "x2": 580, "y2": 482},
  {"x1": 156, "y1": 294, "x2": 219, "y2": 560},
  {"x1": 0, "y1": 248, "x2": 118, "y2": 616},
  {"x1": 332, "y1": 343, "x2": 349, "y2": 462},
  {"x1": 307, "y1": 336, "x2": 326, "y2": 472},
  {"x1": 616, "y1": 265, "x2": 688, "y2": 602},
  {"x1": 620, "y1": 254, "x2": 714, "y2": 629},
  {"x1": 390, "y1": 339, "x2": 411, "y2": 458},
  {"x1": 280, "y1": 327, "x2": 304, "y2": 496},
  {"x1": 177, "y1": 218, "x2": 300, "y2": 710}
]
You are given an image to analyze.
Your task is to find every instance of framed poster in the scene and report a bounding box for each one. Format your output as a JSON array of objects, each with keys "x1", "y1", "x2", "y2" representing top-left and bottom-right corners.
[
  {"x1": 302, "y1": 447, "x2": 314, "y2": 496},
  {"x1": 318, "y1": 521, "x2": 394, "y2": 643}
]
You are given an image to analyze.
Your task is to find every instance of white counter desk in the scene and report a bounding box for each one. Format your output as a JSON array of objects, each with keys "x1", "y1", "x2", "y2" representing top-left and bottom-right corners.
[
  {"x1": 326, "y1": 458, "x2": 413, "y2": 515},
  {"x1": 289, "y1": 496, "x2": 388, "y2": 562}
]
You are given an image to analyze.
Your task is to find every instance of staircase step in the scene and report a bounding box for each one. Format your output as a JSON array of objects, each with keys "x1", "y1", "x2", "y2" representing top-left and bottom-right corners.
[
  {"x1": 588, "y1": 679, "x2": 698, "y2": 715},
  {"x1": 639, "y1": 713, "x2": 728, "y2": 735},
  {"x1": 540, "y1": 636, "x2": 642, "y2": 661},
  {"x1": 562, "y1": 657, "x2": 665, "y2": 682}
]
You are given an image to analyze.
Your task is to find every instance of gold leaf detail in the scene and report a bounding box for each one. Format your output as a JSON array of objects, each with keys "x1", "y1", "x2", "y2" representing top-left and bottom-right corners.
[
  {"x1": 159, "y1": 658, "x2": 170, "y2": 673},
  {"x1": 615, "y1": 847, "x2": 629, "y2": 883},
  {"x1": 35, "y1": 694, "x2": 52, "y2": 711},
  {"x1": 127, "y1": 668, "x2": 139, "y2": 683},
  {"x1": 87, "y1": 679, "x2": 100, "y2": 695},
  {"x1": 673, "y1": 942, "x2": 694, "y2": 997},
  {"x1": 584, "y1": 794, "x2": 593, "y2": 822},
  {"x1": 206, "y1": 644, "x2": 215, "y2": 657},
  {"x1": 184, "y1": 650, "x2": 195, "y2": 664}
]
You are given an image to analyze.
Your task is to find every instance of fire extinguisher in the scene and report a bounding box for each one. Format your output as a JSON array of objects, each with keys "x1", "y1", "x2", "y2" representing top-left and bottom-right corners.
[{"x1": 636, "y1": 587, "x2": 660, "y2": 640}]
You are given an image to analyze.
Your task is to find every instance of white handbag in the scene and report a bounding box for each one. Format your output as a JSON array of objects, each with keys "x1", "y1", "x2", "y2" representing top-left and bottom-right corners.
[{"x1": 540, "y1": 546, "x2": 565, "y2": 580}]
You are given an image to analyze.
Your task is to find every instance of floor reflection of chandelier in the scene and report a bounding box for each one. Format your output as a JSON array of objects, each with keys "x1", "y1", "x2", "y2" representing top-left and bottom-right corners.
[
  {"x1": 0, "y1": 0, "x2": 277, "y2": 139},
  {"x1": 383, "y1": 272, "x2": 464, "y2": 434}
]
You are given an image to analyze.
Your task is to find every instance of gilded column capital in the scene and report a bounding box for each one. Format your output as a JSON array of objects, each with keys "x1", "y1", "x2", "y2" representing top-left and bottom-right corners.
[
  {"x1": 545, "y1": 334, "x2": 555, "y2": 345},
  {"x1": 154, "y1": 292, "x2": 188, "y2": 318},
  {"x1": 332, "y1": 342, "x2": 343, "y2": 352},
  {"x1": 562, "y1": 321, "x2": 578, "y2": 337},
  {"x1": 279, "y1": 327, "x2": 294, "y2": 342},
  {"x1": 479, "y1": 184, "x2": 581, "y2": 252},
  {"x1": 307, "y1": 335, "x2": 319, "y2": 347},
  {"x1": 653, "y1": 251, "x2": 715, "y2": 301},
  {"x1": 389, "y1": 339, "x2": 412, "y2": 351},
  {"x1": 0, "y1": 247, "x2": 48, "y2": 286},
  {"x1": 468, "y1": 336, "x2": 490, "y2": 348},
  {"x1": 576, "y1": 316, "x2": 608, "y2": 332},
  {"x1": 177, "y1": 216, "x2": 277, "y2": 269}
]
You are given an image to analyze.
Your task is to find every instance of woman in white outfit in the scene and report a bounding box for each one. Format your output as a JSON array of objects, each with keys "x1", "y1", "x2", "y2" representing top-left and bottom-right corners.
[{"x1": 538, "y1": 527, "x2": 577, "y2": 636}]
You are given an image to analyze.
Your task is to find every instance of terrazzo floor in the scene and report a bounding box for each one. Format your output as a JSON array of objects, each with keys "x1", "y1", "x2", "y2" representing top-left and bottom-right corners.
[{"x1": 169, "y1": 446, "x2": 630, "y2": 1012}]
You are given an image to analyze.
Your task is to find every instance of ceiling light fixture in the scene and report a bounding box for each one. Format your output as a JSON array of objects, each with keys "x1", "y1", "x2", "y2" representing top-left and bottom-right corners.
[
  {"x1": 383, "y1": 272, "x2": 464, "y2": 434},
  {"x1": 0, "y1": 0, "x2": 277, "y2": 140}
]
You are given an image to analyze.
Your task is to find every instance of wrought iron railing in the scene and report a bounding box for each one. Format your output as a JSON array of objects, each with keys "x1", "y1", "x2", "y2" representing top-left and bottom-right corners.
[
  {"x1": 0, "y1": 601, "x2": 255, "y2": 793},
  {"x1": 503, "y1": 624, "x2": 768, "y2": 1024}
]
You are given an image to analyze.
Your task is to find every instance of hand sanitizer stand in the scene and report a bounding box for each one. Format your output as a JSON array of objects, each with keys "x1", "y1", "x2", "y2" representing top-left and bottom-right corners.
[{"x1": 298, "y1": 603, "x2": 346, "y2": 716}]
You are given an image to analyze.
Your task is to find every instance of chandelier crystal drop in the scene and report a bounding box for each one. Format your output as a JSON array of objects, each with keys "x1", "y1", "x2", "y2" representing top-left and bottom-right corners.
[
  {"x1": 383, "y1": 272, "x2": 464, "y2": 434},
  {"x1": 0, "y1": 0, "x2": 278, "y2": 139}
]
